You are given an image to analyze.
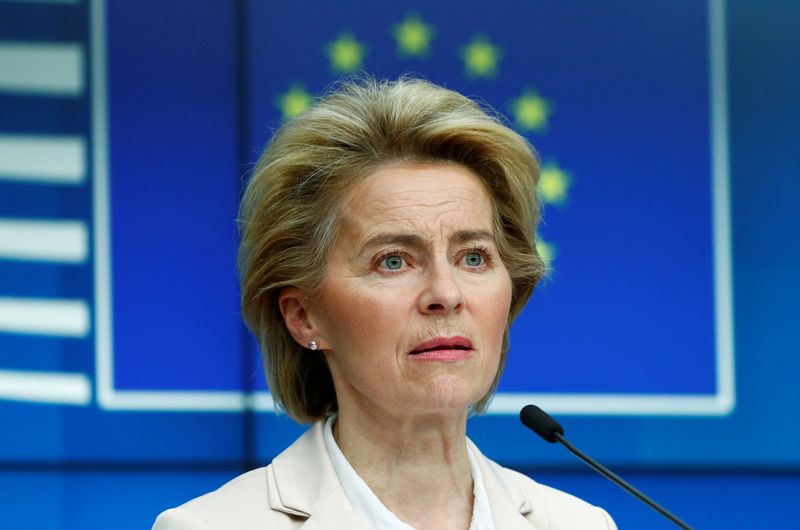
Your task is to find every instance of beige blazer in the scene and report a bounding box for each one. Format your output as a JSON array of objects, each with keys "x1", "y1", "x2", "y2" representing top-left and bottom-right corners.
[{"x1": 153, "y1": 422, "x2": 616, "y2": 530}]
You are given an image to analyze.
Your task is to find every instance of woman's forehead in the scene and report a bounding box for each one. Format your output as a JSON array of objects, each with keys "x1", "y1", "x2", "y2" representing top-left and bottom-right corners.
[{"x1": 340, "y1": 164, "x2": 495, "y2": 241}]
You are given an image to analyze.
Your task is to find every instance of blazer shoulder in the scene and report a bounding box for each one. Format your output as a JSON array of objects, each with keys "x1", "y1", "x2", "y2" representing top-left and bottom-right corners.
[
  {"x1": 495, "y1": 464, "x2": 617, "y2": 530},
  {"x1": 153, "y1": 506, "x2": 213, "y2": 530},
  {"x1": 152, "y1": 466, "x2": 298, "y2": 530}
]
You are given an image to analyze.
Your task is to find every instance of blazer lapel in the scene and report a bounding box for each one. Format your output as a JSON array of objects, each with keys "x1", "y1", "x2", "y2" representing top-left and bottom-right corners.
[
  {"x1": 468, "y1": 439, "x2": 547, "y2": 530},
  {"x1": 299, "y1": 488, "x2": 367, "y2": 530},
  {"x1": 267, "y1": 421, "x2": 367, "y2": 530}
]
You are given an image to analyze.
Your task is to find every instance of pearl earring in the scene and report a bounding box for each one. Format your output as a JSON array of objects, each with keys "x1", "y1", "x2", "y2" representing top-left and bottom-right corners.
[{"x1": 308, "y1": 340, "x2": 318, "y2": 351}]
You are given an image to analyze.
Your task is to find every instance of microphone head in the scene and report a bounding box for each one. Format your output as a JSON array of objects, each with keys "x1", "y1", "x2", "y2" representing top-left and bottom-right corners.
[{"x1": 520, "y1": 404, "x2": 564, "y2": 443}]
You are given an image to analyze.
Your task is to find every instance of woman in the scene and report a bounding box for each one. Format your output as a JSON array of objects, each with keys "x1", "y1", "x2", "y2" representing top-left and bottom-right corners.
[{"x1": 154, "y1": 78, "x2": 616, "y2": 529}]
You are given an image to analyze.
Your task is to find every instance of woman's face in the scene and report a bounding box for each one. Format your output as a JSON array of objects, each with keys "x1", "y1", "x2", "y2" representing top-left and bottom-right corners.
[{"x1": 311, "y1": 163, "x2": 513, "y2": 418}]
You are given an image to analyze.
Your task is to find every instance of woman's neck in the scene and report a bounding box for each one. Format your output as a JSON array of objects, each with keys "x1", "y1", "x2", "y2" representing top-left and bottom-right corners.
[{"x1": 333, "y1": 405, "x2": 475, "y2": 530}]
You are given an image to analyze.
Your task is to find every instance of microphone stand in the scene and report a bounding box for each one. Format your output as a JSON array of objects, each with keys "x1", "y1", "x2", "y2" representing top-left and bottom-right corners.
[{"x1": 553, "y1": 432, "x2": 693, "y2": 530}]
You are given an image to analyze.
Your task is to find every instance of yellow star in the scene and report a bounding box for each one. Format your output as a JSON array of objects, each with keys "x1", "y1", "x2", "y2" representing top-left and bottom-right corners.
[
  {"x1": 393, "y1": 14, "x2": 434, "y2": 58},
  {"x1": 536, "y1": 236, "x2": 557, "y2": 271},
  {"x1": 276, "y1": 85, "x2": 313, "y2": 121},
  {"x1": 325, "y1": 32, "x2": 367, "y2": 73},
  {"x1": 538, "y1": 162, "x2": 572, "y2": 206},
  {"x1": 461, "y1": 35, "x2": 501, "y2": 78},
  {"x1": 511, "y1": 90, "x2": 552, "y2": 132}
]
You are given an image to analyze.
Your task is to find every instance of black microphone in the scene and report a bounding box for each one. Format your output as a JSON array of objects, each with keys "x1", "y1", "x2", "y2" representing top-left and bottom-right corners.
[{"x1": 520, "y1": 404, "x2": 693, "y2": 530}]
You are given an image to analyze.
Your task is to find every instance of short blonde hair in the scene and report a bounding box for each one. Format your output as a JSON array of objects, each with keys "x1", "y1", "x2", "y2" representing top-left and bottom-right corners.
[{"x1": 239, "y1": 77, "x2": 544, "y2": 422}]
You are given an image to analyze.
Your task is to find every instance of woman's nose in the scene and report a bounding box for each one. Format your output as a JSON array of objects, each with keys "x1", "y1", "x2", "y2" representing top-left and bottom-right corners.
[{"x1": 418, "y1": 262, "x2": 465, "y2": 315}]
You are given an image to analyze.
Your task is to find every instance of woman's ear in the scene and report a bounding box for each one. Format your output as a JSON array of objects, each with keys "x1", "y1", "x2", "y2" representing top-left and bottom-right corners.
[{"x1": 278, "y1": 287, "x2": 327, "y2": 350}]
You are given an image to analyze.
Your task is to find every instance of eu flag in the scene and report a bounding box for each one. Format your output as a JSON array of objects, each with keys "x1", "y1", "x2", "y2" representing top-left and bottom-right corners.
[{"x1": 247, "y1": 0, "x2": 732, "y2": 415}]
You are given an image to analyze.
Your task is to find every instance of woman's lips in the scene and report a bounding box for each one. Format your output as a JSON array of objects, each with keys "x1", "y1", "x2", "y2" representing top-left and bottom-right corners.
[{"x1": 409, "y1": 336, "x2": 474, "y2": 361}]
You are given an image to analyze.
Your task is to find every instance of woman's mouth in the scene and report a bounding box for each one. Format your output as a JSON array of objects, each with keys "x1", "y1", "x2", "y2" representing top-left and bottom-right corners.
[{"x1": 409, "y1": 336, "x2": 474, "y2": 361}]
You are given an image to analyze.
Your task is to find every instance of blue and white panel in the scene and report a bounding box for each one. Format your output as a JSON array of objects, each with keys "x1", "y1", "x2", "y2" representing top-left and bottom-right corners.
[
  {"x1": 0, "y1": 0, "x2": 756, "y2": 467},
  {"x1": 0, "y1": 0, "x2": 95, "y2": 407},
  {"x1": 246, "y1": 0, "x2": 735, "y2": 417}
]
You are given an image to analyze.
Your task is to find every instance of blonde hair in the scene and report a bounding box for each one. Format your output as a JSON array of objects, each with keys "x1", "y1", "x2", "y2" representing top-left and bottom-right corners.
[{"x1": 239, "y1": 77, "x2": 544, "y2": 422}]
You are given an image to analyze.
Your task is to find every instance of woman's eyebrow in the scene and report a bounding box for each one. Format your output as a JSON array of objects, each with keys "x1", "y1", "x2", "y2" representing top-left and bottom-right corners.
[
  {"x1": 451, "y1": 229, "x2": 495, "y2": 245},
  {"x1": 358, "y1": 233, "x2": 426, "y2": 255},
  {"x1": 358, "y1": 230, "x2": 495, "y2": 255}
]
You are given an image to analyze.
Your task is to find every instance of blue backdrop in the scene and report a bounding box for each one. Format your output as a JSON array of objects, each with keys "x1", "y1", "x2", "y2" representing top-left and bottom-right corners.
[{"x1": 0, "y1": 0, "x2": 798, "y2": 528}]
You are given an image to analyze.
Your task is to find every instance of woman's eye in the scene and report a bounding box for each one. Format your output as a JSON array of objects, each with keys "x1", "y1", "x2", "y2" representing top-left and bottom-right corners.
[
  {"x1": 381, "y1": 255, "x2": 406, "y2": 271},
  {"x1": 464, "y1": 252, "x2": 485, "y2": 267}
]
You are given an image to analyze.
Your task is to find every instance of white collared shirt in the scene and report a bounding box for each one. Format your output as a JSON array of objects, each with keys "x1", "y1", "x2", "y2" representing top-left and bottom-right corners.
[{"x1": 323, "y1": 414, "x2": 495, "y2": 530}]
